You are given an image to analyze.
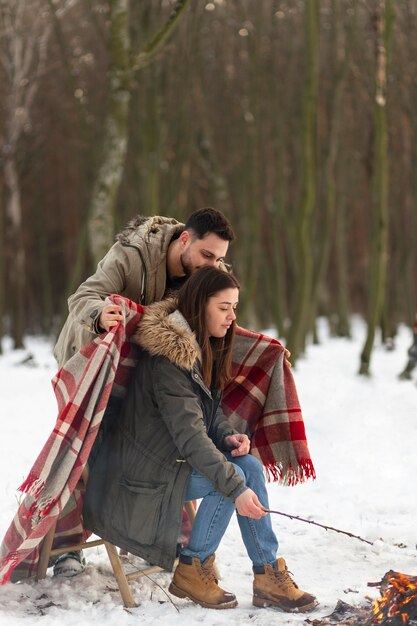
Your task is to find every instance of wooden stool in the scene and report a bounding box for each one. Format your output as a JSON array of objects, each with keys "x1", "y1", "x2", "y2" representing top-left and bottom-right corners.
[{"x1": 37, "y1": 467, "x2": 196, "y2": 608}]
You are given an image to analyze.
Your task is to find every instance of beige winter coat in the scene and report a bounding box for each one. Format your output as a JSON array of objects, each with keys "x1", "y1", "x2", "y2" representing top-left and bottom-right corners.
[{"x1": 54, "y1": 215, "x2": 183, "y2": 367}]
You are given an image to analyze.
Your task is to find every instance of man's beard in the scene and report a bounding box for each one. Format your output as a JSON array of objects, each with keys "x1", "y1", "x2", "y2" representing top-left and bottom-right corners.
[{"x1": 179, "y1": 251, "x2": 193, "y2": 276}]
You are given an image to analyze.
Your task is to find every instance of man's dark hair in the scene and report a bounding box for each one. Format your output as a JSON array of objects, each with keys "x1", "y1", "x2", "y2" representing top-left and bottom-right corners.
[{"x1": 184, "y1": 207, "x2": 235, "y2": 242}]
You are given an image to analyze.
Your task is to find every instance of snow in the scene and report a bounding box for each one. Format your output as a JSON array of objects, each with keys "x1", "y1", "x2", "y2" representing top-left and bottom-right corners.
[{"x1": 0, "y1": 319, "x2": 416, "y2": 625}]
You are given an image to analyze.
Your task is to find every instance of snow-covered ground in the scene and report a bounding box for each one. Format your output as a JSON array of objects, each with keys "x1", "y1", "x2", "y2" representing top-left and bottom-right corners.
[{"x1": 0, "y1": 318, "x2": 416, "y2": 626}]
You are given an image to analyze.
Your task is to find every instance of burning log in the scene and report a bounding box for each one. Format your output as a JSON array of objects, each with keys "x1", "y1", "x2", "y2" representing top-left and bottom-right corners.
[
  {"x1": 368, "y1": 570, "x2": 417, "y2": 626},
  {"x1": 305, "y1": 572, "x2": 417, "y2": 626}
]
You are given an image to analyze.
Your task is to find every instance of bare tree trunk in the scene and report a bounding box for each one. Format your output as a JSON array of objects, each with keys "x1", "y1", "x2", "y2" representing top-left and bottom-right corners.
[
  {"x1": 335, "y1": 192, "x2": 351, "y2": 337},
  {"x1": 399, "y1": 55, "x2": 417, "y2": 326},
  {"x1": 35, "y1": 198, "x2": 53, "y2": 335},
  {"x1": 0, "y1": 177, "x2": 4, "y2": 353},
  {"x1": 5, "y1": 158, "x2": 25, "y2": 348},
  {"x1": 88, "y1": 0, "x2": 192, "y2": 264},
  {"x1": 87, "y1": 0, "x2": 131, "y2": 264},
  {"x1": 359, "y1": 0, "x2": 394, "y2": 375},
  {"x1": 285, "y1": 0, "x2": 320, "y2": 363},
  {"x1": 404, "y1": 144, "x2": 417, "y2": 322},
  {"x1": 0, "y1": 0, "x2": 53, "y2": 345},
  {"x1": 308, "y1": 0, "x2": 357, "y2": 340},
  {"x1": 240, "y1": 98, "x2": 262, "y2": 328},
  {"x1": 56, "y1": 221, "x2": 90, "y2": 340}
]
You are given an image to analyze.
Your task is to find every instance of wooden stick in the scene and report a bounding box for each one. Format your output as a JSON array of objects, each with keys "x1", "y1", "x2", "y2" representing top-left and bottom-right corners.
[{"x1": 265, "y1": 509, "x2": 373, "y2": 545}]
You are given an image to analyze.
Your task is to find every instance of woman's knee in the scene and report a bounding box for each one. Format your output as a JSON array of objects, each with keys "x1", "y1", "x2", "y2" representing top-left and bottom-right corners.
[
  {"x1": 231, "y1": 454, "x2": 264, "y2": 480},
  {"x1": 231, "y1": 462, "x2": 246, "y2": 479}
]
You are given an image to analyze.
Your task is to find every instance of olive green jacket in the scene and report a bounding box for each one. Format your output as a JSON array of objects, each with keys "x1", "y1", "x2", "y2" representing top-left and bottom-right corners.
[
  {"x1": 83, "y1": 300, "x2": 245, "y2": 570},
  {"x1": 54, "y1": 215, "x2": 183, "y2": 367}
]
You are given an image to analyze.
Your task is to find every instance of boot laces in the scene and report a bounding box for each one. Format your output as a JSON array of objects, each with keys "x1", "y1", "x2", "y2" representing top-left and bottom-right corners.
[
  {"x1": 201, "y1": 560, "x2": 218, "y2": 584},
  {"x1": 273, "y1": 566, "x2": 299, "y2": 591},
  {"x1": 196, "y1": 561, "x2": 216, "y2": 588}
]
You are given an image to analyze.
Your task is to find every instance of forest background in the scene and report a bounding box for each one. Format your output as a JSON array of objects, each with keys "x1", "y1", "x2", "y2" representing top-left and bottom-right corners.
[{"x1": 1, "y1": 0, "x2": 416, "y2": 373}]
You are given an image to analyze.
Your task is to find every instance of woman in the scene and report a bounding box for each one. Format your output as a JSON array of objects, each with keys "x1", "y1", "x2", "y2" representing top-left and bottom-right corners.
[{"x1": 83, "y1": 266, "x2": 317, "y2": 612}]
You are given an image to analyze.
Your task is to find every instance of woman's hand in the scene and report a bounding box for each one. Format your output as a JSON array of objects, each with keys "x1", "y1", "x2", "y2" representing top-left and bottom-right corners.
[
  {"x1": 235, "y1": 488, "x2": 267, "y2": 519},
  {"x1": 225, "y1": 433, "x2": 250, "y2": 457},
  {"x1": 98, "y1": 304, "x2": 123, "y2": 331}
]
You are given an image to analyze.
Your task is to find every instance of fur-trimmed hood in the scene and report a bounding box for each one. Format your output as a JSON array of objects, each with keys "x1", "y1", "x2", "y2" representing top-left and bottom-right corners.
[
  {"x1": 116, "y1": 215, "x2": 182, "y2": 247},
  {"x1": 133, "y1": 299, "x2": 201, "y2": 371}
]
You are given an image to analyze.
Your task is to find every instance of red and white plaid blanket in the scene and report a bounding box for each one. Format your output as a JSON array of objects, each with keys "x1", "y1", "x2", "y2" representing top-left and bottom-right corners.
[{"x1": 0, "y1": 295, "x2": 315, "y2": 584}]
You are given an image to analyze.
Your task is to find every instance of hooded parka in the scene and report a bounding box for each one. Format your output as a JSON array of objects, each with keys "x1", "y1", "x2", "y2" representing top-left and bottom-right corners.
[
  {"x1": 54, "y1": 216, "x2": 184, "y2": 367},
  {"x1": 83, "y1": 300, "x2": 247, "y2": 571}
]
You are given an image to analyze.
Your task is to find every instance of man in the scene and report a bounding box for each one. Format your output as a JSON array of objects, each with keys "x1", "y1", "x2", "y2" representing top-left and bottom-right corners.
[{"x1": 54, "y1": 208, "x2": 235, "y2": 368}]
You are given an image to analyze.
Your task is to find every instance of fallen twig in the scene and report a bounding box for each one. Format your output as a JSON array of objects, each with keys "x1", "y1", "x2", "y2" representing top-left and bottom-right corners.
[
  {"x1": 265, "y1": 509, "x2": 373, "y2": 545},
  {"x1": 145, "y1": 574, "x2": 181, "y2": 613}
]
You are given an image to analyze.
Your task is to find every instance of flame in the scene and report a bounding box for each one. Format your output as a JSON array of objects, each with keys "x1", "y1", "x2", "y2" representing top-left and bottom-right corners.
[{"x1": 372, "y1": 571, "x2": 417, "y2": 625}]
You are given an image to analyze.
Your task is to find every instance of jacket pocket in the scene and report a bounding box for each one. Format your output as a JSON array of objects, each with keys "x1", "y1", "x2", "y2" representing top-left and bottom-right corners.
[{"x1": 111, "y1": 477, "x2": 166, "y2": 546}]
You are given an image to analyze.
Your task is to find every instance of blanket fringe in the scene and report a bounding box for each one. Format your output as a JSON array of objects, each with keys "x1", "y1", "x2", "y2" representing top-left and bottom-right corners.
[
  {"x1": 264, "y1": 459, "x2": 316, "y2": 485},
  {"x1": 18, "y1": 474, "x2": 44, "y2": 499},
  {"x1": 26, "y1": 495, "x2": 59, "y2": 525},
  {"x1": 18, "y1": 472, "x2": 61, "y2": 523},
  {"x1": 36, "y1": 495, "x2": 59, "y2": 520},
  {"x1": 0, "y1": 551, "x2": 21, "y2": 585}
]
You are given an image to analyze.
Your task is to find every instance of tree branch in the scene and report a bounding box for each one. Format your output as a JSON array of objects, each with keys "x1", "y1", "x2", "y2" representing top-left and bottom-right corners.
[
  {"x1": 266, "y1": 509, "x2": 373, "y2": 545},
  {"x1": 131, "y1": 0, "x2": 191, "y2": 73}
]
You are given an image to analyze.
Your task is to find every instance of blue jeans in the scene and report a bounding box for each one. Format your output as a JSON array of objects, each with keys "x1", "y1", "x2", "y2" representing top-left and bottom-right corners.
[{"x1": 181, "y1": 453, "x2": 279, "y2": 567}]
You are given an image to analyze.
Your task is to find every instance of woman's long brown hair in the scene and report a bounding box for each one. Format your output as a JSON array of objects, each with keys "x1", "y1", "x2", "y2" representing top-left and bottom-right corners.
[{"x1": 177, "y1": 266, "x2": 240, "y2": 390}]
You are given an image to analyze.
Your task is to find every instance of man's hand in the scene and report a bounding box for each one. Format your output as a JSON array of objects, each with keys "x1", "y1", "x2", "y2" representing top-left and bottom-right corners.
[
  {"x1": 235, "y1": 488, "x2": 267, "y2": 519},
  {"x1": 225, "y1": 433, "x2": 250, "y2": 457},
  {"x1": 98, "y1": 304, "x2": 123, "y2": 332}
]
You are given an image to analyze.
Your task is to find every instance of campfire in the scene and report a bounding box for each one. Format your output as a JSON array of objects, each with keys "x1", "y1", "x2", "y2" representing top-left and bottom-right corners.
[
  {"x1": 306, "y1": 570, "x2": 417, "y2": 626},
  {"x1": 369, "y1": 570, "x2": 417, "y2": 626}
]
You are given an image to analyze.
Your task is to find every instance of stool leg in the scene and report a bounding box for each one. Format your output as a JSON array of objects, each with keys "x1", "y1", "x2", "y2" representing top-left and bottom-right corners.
[
  {"x1": 184, "y1": 500, "x2": 196, "y2": 525},
  {"x1": 104, "y1": 541, "x2": 137, "y2": 608},
  {"x1": 37, "y1": 519, "x2": 58, "y2": 580}
]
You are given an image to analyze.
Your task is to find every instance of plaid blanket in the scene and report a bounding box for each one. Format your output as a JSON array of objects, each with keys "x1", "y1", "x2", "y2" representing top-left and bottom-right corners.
[
  {"x1": 224, "y1": 325, "x2": 316, "y2": 484},
  {"x1": 0, "y1": 295, "x2": 315, "y2": 584}
]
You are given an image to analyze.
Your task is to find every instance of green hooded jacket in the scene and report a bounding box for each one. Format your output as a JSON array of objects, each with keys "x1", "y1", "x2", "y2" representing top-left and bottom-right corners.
[{"x1": 82, "y1": 300, "x2": 246, "y2": 571}]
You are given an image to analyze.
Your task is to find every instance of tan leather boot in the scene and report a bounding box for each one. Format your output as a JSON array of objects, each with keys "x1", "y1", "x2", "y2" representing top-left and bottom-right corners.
[
  {"x1": 201, "y1": 553, "x2": 221, "y2": 583},
  {"x1": 253, "y1": 557, "x2": 317, "y2": 613},
  {"x1": 169, "y1": 555, "x2": 237, "y2": 609}
]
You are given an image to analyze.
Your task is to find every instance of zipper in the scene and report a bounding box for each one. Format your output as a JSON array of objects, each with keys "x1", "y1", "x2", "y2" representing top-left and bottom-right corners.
[
  {"x1": 124, "y1": 243, "x2": 147, "y2": 303},
  {"x1": 191, "y1": 368, "x2": 222, "y2": 436},
  {"x1": 191, "y1": 369, "x2": 211, "y2": 398}
]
